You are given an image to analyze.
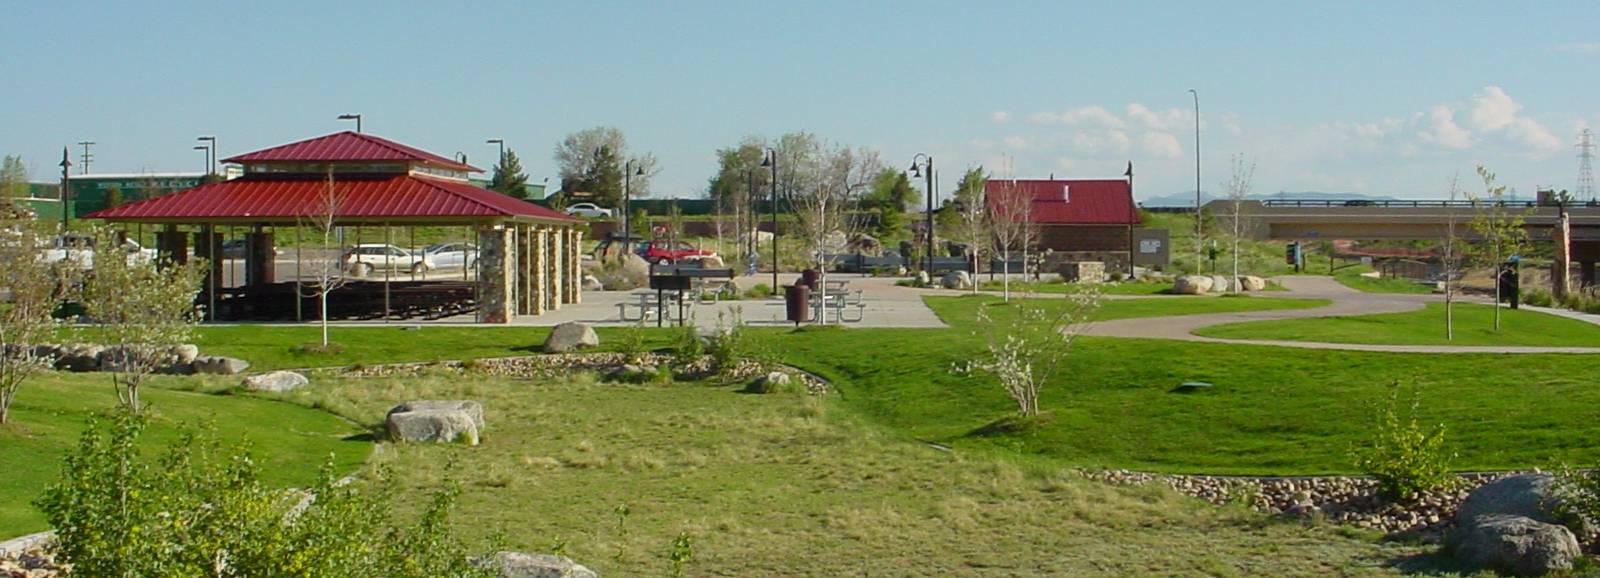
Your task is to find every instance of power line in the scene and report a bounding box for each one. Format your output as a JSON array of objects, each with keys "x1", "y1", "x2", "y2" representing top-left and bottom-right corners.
[
  {"x1": 1579, "y1": 129, "x2": 1595, "y2": 203},
  {"x1": 76, "y1": 141, "x2": 95, "y2": 175}
]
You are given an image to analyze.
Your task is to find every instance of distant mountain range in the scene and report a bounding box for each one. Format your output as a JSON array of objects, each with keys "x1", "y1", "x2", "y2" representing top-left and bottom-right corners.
[{"x1": 1137, "y1": 191, "x2": 1401, "y2": 207}]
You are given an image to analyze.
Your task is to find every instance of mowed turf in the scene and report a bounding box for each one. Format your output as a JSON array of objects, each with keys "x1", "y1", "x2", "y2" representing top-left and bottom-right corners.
[
  {"x1": 1333, "y1": 272, "x2": 1436, "y2": 294},
  {"x1": 0, "y1": 373, "x2": 369, "y2": 534},
  {"x1": 927, "y1": 293, "x2": 1330, "y2": 323},
  {"x1": 766, "y1": 298, "x2": 1600, "y2": 475},
  {"x1": 1195, "y1": 303, "x2": 1600, "y2": 347},
  {"x1": 272, "y1": 371, "x2": 1422, "y2": 576}
]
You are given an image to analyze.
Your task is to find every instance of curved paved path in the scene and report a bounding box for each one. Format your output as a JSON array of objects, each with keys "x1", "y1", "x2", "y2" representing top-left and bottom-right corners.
[{"x1": 1082, "y1": 275, "x2": 1600, "y2": 354}]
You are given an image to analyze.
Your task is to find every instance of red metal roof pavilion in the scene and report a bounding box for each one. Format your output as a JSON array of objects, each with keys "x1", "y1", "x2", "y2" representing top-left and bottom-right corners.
[{"x1": 89, "y1": 131, "x2": 573, "y2": 225}]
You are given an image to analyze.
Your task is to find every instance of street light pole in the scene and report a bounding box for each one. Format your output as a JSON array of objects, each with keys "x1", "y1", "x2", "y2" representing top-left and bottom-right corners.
[
  {"x1": 1189, "y1": 89, "x2": 1202, "y2": 275},
  {"x1": 58, "y1": 148, "x2": 72, "y2": 232},
  {"x1": 744, "y1": 168, "x2": 755, "y2": 273},
  {"x1": 337, "y1": 114, "x2": 362, "y2": 133},
  {"x1": 197, "y1": 136, "x2": 216, "y2": 176},
  {"x1": 486, "y1": 139, "x2": 505, "y2": 164},
  {"x1": 193, "y1": 146, "x2": 210, "y2": 175},
  {"x1": 910, "y1": 154, "x2": 934, "y2": 272},
  {"x1": 762, "y1": 148, "x2": 778, "y2": 288}
]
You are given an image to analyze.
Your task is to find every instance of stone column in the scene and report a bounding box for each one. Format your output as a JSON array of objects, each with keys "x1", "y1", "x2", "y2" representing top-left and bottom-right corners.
[
  {"x1": 156, "y1": 225, "x2": 188, "y2": 267},
  {"x1": 245, "y1": 230, "x2": 275, "y2": 286},
  {"x1": 550, "y1": 226, "x2": 564, "y2": 310},
  {"x1": 567, "y1": 228, "x2": 583, "y2": 304},
  {"x1": 530, "y1": 226, "x2": 547, "y2": 315},
  {"x1": 476, "y1": 226, "x2": 512, "y2": 324}
]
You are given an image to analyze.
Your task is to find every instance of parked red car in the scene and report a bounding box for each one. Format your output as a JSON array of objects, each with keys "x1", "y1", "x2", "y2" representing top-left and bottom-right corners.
[{"x1": 638, "y1": 240, "x2": 717, "y2": 265}]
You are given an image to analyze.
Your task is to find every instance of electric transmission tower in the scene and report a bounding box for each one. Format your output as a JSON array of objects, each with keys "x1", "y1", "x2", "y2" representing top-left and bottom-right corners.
[{"x1": 1579, "y1": 129, "x2": 1595, "y2": 203}]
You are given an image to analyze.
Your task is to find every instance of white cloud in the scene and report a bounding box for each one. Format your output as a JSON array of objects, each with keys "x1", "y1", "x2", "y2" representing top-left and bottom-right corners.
[
  {"x1": 1140, "y1": 132, "x2": 1184, "y2": 159},
  {"x1": 1071, "y1": 129, "x2": 1132, "y2": 155},
  {"x1": 1055, "y1": 157, "x2": 1077, "y2": 171},
  {"x1": 1125, "y1": 103, "x2": 1188, "y2": 131},
  {"x1": 1467, "y1": 86, "x2": 1520, "y2": 131},
  {"x1": 1003, "y1": 136, "x2": 1032, "y2": 150},
  {"x1": 1415, "y1": 105, "x2": 1474, "y2": 150},
  {"x1": 1555, "y1": 42, "x2": 1600, "y2": 55},
  {"x1": 1028, "y1": 106, "x2": 1124, "y2": 128},
  {"x1": 991, "y1": 111, "x2": 1012, "y2": 124}
]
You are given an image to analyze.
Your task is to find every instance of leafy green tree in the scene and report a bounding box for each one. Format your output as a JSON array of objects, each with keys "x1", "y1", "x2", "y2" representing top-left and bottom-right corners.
[
  {"x1": 488, "y1": 148, "x2": 530, "y2": 198},
  {"x1": 554, "y1": 127, "x2": 656, "y2": 208},
  {"x1": 0, "y1": 155, "x2": 28, "y2": 201},
  {"x1": 707, "y1": 137, "x2": 769, "y2": 208},
  {"x1": 1467, "y1": 166, "x2": 1531, "y2": 331},
  {"x1": 863, "y1": 169, "x2": 914, "y2": 237},
  {"x1": 104, "y1": 186, "x2": 124, "y2": 209}
]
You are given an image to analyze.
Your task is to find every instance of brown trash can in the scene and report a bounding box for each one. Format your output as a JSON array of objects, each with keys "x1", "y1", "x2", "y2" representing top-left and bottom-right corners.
[{"x1": 784, "y1": 284, "x2": 811, "y2": 324}]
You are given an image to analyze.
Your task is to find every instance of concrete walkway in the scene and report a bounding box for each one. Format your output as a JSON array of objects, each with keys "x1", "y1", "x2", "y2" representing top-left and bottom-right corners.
[
  {"x1": 1083, "y1": 275, "x2": 1600, "y2": 354},
  {"x1": 515, "y1": 274, "x2": 948, "y2": 329}
]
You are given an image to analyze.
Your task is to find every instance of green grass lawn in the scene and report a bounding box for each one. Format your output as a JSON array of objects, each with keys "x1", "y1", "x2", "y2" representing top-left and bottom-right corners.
[
  {"x1": 767, "y1": 299, "x2": 1600, "y2": 475},
  {"x1": 278, "y1": 371, "x2": 1420, "y2": 576},
  {"x1": 1195, "y1": 302, "x2": 1600, "y2": 347},
  {"x1": 1333, "y1": 271, "x2": 1436, "y2": 294},
  {"x1": 977, "y1": 280, "x2": 1175, "y2": 295},
  {"x1": 193, "y1": 325, "x2": 679, "y2": 371},
  {"x1": 0, "y1": 372, "x2": 369, "y2": 534},
  {"x1": 926, "y1": 294, "x2": 1330, "y2": 324}
]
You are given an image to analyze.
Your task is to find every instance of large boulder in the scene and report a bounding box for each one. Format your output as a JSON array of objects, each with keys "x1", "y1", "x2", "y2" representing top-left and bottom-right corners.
[
  {"x1": 490, "y1": 552, "x2": 597, "y2": 578},
  {"x1": 193, "y1": 356, "x2": 250, "y2": 375},
  {"x1": 1237, "y1": 275, "x2": 1267, "y2": 291},
  {"x1": 697, "y1": 254, "x2": 726, "y2": 268},
  {"x1": 1172, "y1": 275, "x2": 1213, "y2": 295},
  {"x1": 619, "y1": 253, "x2": 651, "y2": 280},
  {"x1": 941, "y1": 270, "x2": 972, "y2": 290},
  {"x1": 389, "y1": 400, "x2": 486, "y2": 432},
  {"x1": 386, "y1": 400, "x2": 485, "y2": 445},
  {"x1": 914, "y1": 271, "x2": 931, "y2": 286},
  {"x1": 1207, "y1": 274, "x2": 1232, "y2": 292},
  {"x1": 580, "y1": 274, "x2": 604, "y2": 292},
  {"x1": 1457, "y1": 474, "x2": 1589, "y2": 533},
  {"x1": 242, "y1": 370, "x2": 309, "y2": 393},
  {"x1": 55, "y1": 344, "x2": 104, "y2": 372},
  {"x1": 1454, "y1": 514, "x2": 1580, "y2": 576},
  {"x1": 543, "y1": 322, "x2": 599, "y2": 353}
]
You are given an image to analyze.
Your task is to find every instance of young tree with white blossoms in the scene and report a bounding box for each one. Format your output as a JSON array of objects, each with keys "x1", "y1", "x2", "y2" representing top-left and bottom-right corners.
[
  {"x1": 82, "y1": 227, "x2": 206, "y2": 414},
  {"x1": 0, "y1": 206, "x2": 76, "y2": 425},
  {"x1": 788, "y1": 142, "x2": 881, "y2": 323},
  {"x1": 959, "y1": 284, "x2": 1102, "y2": 418},
  {"x1": 298, "y1": 169, "x2": 351, "y2": 348}
]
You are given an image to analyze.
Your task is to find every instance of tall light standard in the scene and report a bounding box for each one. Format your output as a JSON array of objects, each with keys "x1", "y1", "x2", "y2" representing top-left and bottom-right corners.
[
  {"x1": 196, "y1": 136, "x2": 216, "y2": 176},
  {"x1": 337, "y1": 113, "x2": 362, "y2": 133},
  {"x1": 761, "y1": 148, "x2": 779, "y2": 288},
  {"x1": 1188, "y1": 89, "x2": 1202, "y2": 274},
  {"x1": 743, "y1": 167, "x2": 756, "y2": 274},
  {"x1": 909, "y1": 154, "x2": 935, "y2": 272},
  {"x1": 623, "y1": 157, "x2": 644, "y2": 244},
  {"x1": 486, "y1": 138, "x2": 505, "y2": 164},
  {"x1": 193, "y1": 146, "x2": 210, "y2": 174}
]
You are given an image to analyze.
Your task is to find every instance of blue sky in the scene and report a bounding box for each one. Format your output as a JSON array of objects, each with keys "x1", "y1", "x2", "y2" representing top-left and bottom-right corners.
[{"x1": 4, "y1": 1, "x2": 1598, "y2": 202}]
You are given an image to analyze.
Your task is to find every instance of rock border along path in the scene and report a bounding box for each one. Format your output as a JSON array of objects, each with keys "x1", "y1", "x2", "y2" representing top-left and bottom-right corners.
[{"x1": 1082, "y1": 275, "x2": 1600, "y2": 354}]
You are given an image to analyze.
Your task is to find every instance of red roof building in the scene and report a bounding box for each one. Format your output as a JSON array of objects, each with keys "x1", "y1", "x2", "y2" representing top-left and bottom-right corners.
[
  {"x1": 984, "y1": 179, "x2": 1140, "y2": 225},
  {"x1": 984, "y1": 178, "x2": 1158, "y2": 274},
  {"x1": 88, "y1": 131, "x2": 582, "y2": 324}
]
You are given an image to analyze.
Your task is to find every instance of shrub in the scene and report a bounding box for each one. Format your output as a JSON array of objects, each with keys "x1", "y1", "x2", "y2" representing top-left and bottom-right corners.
[
  {"x1": 671, "y1": 323, "x2": 704, "y2": 367},
  {"x1": 742, "y1": 283, "x2": 775, "y2": 299},
  {"x1": 616, "y1": 318, "x2": 648, "y2": 364},
  {"x1": 1349, "y1": 382, "x2": 1456, "y2": 501},
  {"x1": 1521, "y1": 287, "x2": 1554, "y2": 307},
  {"x1": 34, "y1": 412, "x2": 496, "y2": 578},
  {"x1": 705, "y1": 308, "x2": 767, "y2": 380}
]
